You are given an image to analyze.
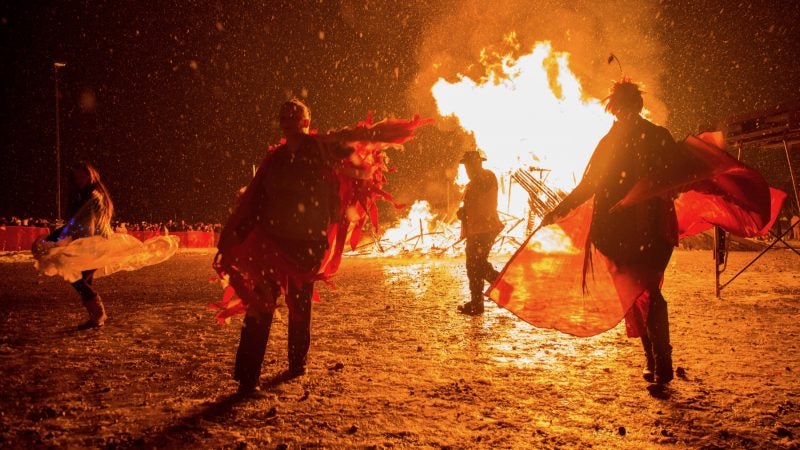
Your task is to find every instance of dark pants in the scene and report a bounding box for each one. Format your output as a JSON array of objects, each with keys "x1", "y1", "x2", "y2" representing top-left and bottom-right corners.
[
  {"x1": 234, "y1": 240, "x2": 326, "y2": 385},
  {"x1": 631, "y1": 241, "x2": 674, "y2": 380},
  {"x1": 640, "y1": 290, "x2": 673, "y2": 379},
  {"x1": 48, "y1": 230, "x2": 98, "y2": 302},
  {"x1": 465, "y1": 232, "x2": 499, "y2": 305},
  {"x1": 71, "y1": 270, "x2": 98, "y2": 301}
]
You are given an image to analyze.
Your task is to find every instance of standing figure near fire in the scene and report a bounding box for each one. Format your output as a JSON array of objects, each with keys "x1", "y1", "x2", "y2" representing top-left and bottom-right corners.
[
  {"x1": 214, "y1": 99, "x2": 431, "y2": 394},
  {"x1": 48, "y1": 162, "x2": 114, "y2": 330},
  {"x1": 222, "y1": 99, "x2": 346, "y2": 393},
  {"x1": 791, "y1": 210, "x2": 800, "y2": 241},
  {"x1": 542, "y1": 80, "x2": 677, "y2": 386},
  {"x1": 456, "y1": 150, "x2": 504, "y2": 315}
]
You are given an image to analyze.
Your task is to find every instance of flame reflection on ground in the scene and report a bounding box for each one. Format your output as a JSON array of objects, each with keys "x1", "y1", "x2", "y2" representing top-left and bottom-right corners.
[{"x1": 368, "y1": 257, "x2": 623, "y2": 374}]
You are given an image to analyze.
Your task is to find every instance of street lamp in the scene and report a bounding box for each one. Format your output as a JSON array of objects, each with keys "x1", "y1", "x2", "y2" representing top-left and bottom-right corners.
[{"x1": 54, "y1": 61, "x2": 66, "y2": 221}]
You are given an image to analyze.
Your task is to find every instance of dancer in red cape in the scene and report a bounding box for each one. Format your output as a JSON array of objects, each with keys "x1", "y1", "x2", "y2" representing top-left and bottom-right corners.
[
  {"x1": 488, "y1": 79, "x2": 784, "y2": 389},
  {"x1": 213, "y1": 98, "x2": 431, "y2": 393}
]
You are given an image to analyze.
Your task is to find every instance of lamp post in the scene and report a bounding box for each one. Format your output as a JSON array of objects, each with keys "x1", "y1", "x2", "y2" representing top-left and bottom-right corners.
[{"x1": 54, "y1": 61, "x2": 66, "y2": 221}]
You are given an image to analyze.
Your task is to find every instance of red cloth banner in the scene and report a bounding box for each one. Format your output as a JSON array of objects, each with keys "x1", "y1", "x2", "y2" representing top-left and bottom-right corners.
[
  {"x1": 0, "y1": 227, "x2": 216, "y2": 251},
  {"x1": 180, "y1": 231, "x2": 215, "y2": 248},
  {"x1": 126, "y1": 231, "x2": 215, "y2": 248},
  {"x1": 0, "y1": 226, "x2": 49, "y2": 251}
]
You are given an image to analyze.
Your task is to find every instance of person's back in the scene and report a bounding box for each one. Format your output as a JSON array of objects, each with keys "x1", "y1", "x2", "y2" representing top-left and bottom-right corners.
[
  {"x1": 542, "y1": 79, "x2": 676, "y2": 389},
  {"x1": 462, "y1": 166, "x2": 502, "y2": 237},
  {"x1": 258, "y1": 134, "x2": 338, "y2": 243},
  {"x1": 589, "y1": 117, "x2": 678, "y2": 263},
  {"x1": 457, "y1": 150, "x2": 503, "y2": 315}
]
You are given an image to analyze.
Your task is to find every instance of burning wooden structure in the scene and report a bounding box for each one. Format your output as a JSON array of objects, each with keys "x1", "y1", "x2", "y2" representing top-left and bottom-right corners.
[
  {"x1": 511, "y1": 167, "x2": 564, "y2": 235},
  {"x1": 345, "y1": 166, "x2": 566, "y2": 258}
]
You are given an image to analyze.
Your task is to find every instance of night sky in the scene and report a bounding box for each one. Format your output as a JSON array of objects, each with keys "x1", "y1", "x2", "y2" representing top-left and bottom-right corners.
[{"x1": 2, "y1": 1, "x2": 799, "y2": 223}]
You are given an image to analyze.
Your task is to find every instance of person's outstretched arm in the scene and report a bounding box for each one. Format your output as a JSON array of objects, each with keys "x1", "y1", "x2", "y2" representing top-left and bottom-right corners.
[{"x1": 541, "y1": 137, "x2": 612, "y2": 226}]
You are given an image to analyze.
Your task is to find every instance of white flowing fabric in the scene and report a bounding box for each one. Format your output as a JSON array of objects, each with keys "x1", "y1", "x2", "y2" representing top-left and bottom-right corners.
[{"x1": 33, "y1": 233, "x2": 179, "y2": 282}]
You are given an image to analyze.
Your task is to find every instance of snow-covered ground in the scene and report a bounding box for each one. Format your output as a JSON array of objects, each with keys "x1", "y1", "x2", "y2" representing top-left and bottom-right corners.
[{"x1": 1, "y1": 248, "x2": 799, "y2": 448}]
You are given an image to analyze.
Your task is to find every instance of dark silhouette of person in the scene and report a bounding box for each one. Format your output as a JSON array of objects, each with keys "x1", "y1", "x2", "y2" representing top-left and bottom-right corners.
[
  {"x1": 224, "y1": 99, "x2": 354, "y2": 393},
  {"x1": 542, "y1": 79, "x2": 677, "y2": 386},
  {"x1": 457, "y1": 150, "x2": 503, "y2": 315},
  {"x1": 215, "y1": 99, "x2": 432, "y2": 394},
  {"x1": 791, "y1": 210, "x2": 800, "y2": 241},
  {"x1": 50, "y1": 162, "x2": 114, "y2": 329}
]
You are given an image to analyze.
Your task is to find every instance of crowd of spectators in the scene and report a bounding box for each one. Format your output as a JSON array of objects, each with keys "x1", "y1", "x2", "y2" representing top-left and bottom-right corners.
[
  {"x1": 0, "y1": 216, "x2": 54, "y2": 229},
  {"x1": 114, "y1": 220, "x2": 221, "y2": 233},
  {"x1": 0, "y1": 216, "x2": 222, "y2": 234}
]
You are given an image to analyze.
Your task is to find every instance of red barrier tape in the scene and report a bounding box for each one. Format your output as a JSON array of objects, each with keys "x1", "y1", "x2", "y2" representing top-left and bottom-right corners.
[
  {"x1": 0, "y1": 227, "x2": 49, "y2": 251},
  {"x1": 127, "y1": 231, "x2": 215, "y2": 248},
  {"x1": 0, "y1": 227, "x2": 217, "y2": 251}
]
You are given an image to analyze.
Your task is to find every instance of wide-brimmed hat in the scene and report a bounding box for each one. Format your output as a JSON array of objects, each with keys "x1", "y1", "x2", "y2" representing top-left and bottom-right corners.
[{"x1": 459, "y1": 150, "x2": 487, "y2": 164}]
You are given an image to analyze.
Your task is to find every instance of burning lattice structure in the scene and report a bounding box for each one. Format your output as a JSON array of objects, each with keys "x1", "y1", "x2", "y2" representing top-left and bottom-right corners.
[
  {"x1": 511, "y1": 168, "x2": 565, "y2": 235},
  {"x1": 349, "y1": 38, "x2": 614, "y2": 258},
  {"x1": 344, "y1": 167, "x2": 564, "y2": 258}
]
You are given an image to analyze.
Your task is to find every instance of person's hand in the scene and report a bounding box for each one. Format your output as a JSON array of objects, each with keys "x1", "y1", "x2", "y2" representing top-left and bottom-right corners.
[{"x1": 540, "y1": 211, "x2": 557, "y2": 227}]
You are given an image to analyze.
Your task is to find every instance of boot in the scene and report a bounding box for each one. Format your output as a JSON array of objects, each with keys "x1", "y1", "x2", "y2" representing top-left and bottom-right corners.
[
  {"x1": 654, "y1": 350, "x2": 674, "y2": 385},
  {"x1": 78, "y1": 295, "x2": 107, "y2": 330},
  {"x1": 457, "y1": 300, "x2": 484, "y2": 315},
  {"x1": 641, "y1": 336, "x2": 655, "y2": 383},
  {"x1": 647, "y1": 293, "x2": 673, "y2": 385},
  {"x1": 233, "y1": 311, "x2": 272, "y2": 392}
]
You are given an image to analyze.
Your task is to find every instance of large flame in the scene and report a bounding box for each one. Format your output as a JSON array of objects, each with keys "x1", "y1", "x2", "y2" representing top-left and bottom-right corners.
[
  {"x1": 361, "y1": 39, "x2": 614, "y2": 257},
  {"x1": 379, "y1": 200, "x2": 449, "y2": 254},
  {"x1": 435, "y1": 40, "x2": 612, "y2": 191}
]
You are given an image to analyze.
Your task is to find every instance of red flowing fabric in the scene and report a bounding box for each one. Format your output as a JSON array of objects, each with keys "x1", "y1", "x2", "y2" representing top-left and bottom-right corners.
[
  {"x1": 318, "y1": 115, "x2": 425, "y2": 277},
  {"x1": 210, "y1": 115, "x2": 433, "y2": 323},
  {"x1": 618, "y1": 132, "x2": 785, "y2": 238},
  {"x1": 488, "y1": 132, "x2": 785, "y2": 337}
]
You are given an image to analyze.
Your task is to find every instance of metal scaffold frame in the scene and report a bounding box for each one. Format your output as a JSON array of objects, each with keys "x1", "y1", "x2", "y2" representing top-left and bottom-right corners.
[{"x1": 714, "y1": 100, "x2": 800, "y2": 297}]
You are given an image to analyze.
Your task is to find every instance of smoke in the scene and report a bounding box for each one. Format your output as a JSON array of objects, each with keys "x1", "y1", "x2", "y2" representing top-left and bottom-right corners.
[
  {"x1": 324, "y1": 1, "x2": 673, "y2": 209},
  {"x1": 408, "y1": 0, "x2": 669, "y2": 124}
]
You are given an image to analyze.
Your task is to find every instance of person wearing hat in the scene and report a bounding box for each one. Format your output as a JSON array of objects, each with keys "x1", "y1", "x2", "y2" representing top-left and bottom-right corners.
[{"x1": 456, "y1": 149, "x2": 504, "y2": 315}]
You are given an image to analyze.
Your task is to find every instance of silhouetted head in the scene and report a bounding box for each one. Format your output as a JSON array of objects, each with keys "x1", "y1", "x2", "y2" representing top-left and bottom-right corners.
[
  {"x1": 459, "y1": 149, "x2": 487, "y2": 179},
  {"x1": 70, "y1": 161, "x2": 102, "y2": 190},
  {"x1": 279, "y1": 98, "x2": 311, "y2": 137},
  {"x1": 604, "y1": 78, "x2": 644, "y2": 121},
  {"x1": 68, "y1": 161, "x2": 114, "y2": 228}
]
